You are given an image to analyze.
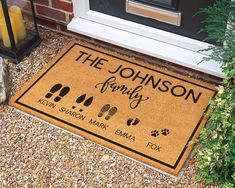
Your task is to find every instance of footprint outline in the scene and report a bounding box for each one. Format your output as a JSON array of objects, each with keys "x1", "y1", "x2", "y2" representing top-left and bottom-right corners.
[
  {"x1": 45, "y1": 83, "x2": 62, "y2": 99},
  {"x1": 105, "y1": 106, "x2": 118, "y2": 120},
  {"x1": 54, "y1": 86, "x2": 70, "y2": 102},
  {"x1": 127, "y1": 118, "x2": 140, "y2": 126},
  {"x1": 98, "y1": 104, "x2": 111, "y2": 117},
  {"x1": 73, "y1": 93, "x2": 94, "y2": 111}
]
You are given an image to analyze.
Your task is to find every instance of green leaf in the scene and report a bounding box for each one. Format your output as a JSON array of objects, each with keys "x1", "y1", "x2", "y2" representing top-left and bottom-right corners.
[{"x1": 195, "y1": 0, "x2": 235, "y2": 187}]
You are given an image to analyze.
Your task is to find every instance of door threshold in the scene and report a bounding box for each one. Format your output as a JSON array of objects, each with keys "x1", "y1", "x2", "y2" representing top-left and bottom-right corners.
[{"x1": 68, "y1": 18, "x2": 223, "y2": 78}]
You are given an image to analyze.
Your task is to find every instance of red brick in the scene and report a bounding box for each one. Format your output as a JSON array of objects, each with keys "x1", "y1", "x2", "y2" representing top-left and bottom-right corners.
[
  {"x1": 51, "y1": 0, "x2": 73, "y2": 12},
  {"x1": 59, "y1": 25, "x2": 78, "y2": 35},
  {"x1": 36, "y1": 5, "x2": 66, "y2": 22},
  {"x1": 36, "y1": 17, "x2": 57, "y2": 29},
  {"x1": 34, "y1": 0, "x2": 49, "y2": 6}
]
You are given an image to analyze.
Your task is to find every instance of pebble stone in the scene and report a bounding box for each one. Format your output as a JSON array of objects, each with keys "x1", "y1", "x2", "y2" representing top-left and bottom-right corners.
[
  {"x1": 0, "y1": 28, "x2": 216, "y2": 188},
  {"x1": 0, "y1": 57, "x2": 9, "y2": 103}
]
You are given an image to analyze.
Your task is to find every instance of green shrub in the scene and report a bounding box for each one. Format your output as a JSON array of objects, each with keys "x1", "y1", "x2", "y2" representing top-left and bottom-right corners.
[{"x1": 196, "y1": 0, "x2": 235, "y2": 187}]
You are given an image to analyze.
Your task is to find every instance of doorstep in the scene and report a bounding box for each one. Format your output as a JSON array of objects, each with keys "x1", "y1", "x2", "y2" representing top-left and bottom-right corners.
[{"x1": 68, "y1": 17, "x2": 224, "y2": 79}]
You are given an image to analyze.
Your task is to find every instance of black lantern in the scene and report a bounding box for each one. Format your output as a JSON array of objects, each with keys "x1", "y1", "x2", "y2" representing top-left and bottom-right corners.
[{"x1": 0, "y1": 0, "x2": 41, "y2": 63}]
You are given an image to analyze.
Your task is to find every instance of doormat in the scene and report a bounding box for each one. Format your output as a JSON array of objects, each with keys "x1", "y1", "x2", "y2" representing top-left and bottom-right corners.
[{"x1": 9, "y1": 41, "x2": 217, "y2": 175}]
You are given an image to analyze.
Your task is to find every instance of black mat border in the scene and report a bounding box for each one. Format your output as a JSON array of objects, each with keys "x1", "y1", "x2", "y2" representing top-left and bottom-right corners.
[{"x1": 15, "y1": 42, "x2": 217, "y2": 170}]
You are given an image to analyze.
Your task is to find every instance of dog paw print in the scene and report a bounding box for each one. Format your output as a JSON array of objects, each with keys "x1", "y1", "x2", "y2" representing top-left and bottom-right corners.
[
  {"x1": 161, "y1": 129, "x2": 170, "y2": 136},
  {"x1": 151, "y1": 130, "x2": 159, "y2": 137}
]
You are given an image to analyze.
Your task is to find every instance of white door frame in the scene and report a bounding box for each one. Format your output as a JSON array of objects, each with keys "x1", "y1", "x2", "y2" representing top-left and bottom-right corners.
[{"x1": 68, "y1": 0, "x2": 224, "y2": 78}]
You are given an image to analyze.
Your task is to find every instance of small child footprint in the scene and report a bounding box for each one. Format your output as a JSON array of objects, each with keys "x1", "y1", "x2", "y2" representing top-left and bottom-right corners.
[
  {"x1": 127, "y1": 118, "x2": 140, "y2": 126},
  {"x1": 132, "y1": 118, "x2": 140, "y2": 125}
]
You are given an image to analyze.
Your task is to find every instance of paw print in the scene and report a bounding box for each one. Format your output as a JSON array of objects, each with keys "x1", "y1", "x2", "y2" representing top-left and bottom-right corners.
[
  {"x1": 151, "y1": 130, "x2": 159, "y2": 137},
  {"x1": 161, "y1": 129, "x2": 170, "y2": 136}
]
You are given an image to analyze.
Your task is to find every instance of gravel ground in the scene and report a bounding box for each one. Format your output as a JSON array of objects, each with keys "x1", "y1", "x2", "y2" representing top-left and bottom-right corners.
[{"x1": 0, "y1": 28, "x2": 216, "y2": 188}]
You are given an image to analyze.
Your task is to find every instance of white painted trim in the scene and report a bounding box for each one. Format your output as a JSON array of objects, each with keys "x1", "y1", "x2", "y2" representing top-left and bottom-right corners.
[
  {"x1": 72, "y1": 0, "x2": 211, "y2": 53},
  {"x1": 72, "y1": 0, "x2": 89, "y2": 17},
  {"x1": 82, "y1": 10, "x2": 211, "y2": 53},
  {"x1": 68, "y1": 0, "x2": 224, "y2": 78},
  {"x1": 68, "y1": 18, "x2": 223, "y2": 78}
]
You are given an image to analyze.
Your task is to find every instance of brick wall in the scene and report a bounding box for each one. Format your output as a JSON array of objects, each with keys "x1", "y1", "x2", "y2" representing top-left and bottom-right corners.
[
  {"x1": 13, "y1": 0, "x2": 74, "y2": 33},
  {"x1": 34, "y1": 0, "x2": 73, "y2": 32}
]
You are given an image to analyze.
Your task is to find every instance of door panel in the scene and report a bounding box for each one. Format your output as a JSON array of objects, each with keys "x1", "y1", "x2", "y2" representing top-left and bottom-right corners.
[
  {"x1": 90, "y1": 0, "x2": 215, "y2": 41},
  {"x1": 133, "y1": 0, "x2": 178, "y2": 10},
  {"x1": 126, "y1": 0, "x2": 181, "y2": 26}
]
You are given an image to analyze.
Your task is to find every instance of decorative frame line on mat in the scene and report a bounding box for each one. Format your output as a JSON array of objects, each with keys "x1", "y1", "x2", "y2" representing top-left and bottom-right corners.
[{"x1": 14, "y1": 42, "x2": 217, "y2": 170}]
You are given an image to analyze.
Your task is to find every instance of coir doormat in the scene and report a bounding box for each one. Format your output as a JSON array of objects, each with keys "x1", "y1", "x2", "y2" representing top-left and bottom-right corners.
[{"x1": 9, "y1": 41, "x2": 217, "y2": 175}]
